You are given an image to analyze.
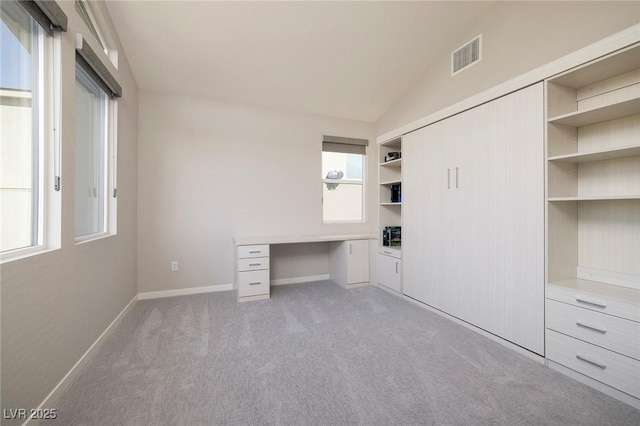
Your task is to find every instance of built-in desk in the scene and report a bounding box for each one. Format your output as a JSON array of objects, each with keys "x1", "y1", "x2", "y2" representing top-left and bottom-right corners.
[{"x1": 233, "y1": 234, "x2": 377, "y2": 302}]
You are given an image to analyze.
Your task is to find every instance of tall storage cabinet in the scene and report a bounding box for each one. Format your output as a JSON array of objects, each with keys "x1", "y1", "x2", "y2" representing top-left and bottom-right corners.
[
  {"x1": 545, "y1": 44, "x2": 640, "y2": 404},
  {"x1": 403, "y1": 83, "x2": 545, "y2": 355},
  {"x1": 377, "y1": 137, "x2": 403, "y2": 292}
]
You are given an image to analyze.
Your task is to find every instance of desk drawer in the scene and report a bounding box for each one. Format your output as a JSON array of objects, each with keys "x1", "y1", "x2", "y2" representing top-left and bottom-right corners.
[
  {"x1": 546, "y1": 330, "x2": 640, "y2": 398},
  {"x1": 237, "y1": 244, "x2": 270, "y2": 259},
  {"x1": 238, "y1": 257, "x2": 269, "y2": 272},
  {"x1": 238, "y1": 270, "x2": 270, "y2": 298},
  {"x1": 547, "y1": 299, "x2": 640, "y2": 360}
]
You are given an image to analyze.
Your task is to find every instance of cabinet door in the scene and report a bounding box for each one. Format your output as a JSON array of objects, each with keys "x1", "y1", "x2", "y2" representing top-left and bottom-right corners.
[
  {"x1": 377, "y1": 253, "x2": 402, "y2": 292},
  {"x1": 403, "y1": 120, "x2": 457, "y2": 310},
  {"x1": 456, "y1": 83, "x2": 545, "y2": 354},
  {"x1": 346, "y1": 240, "x2": 369, "y2": 284}
]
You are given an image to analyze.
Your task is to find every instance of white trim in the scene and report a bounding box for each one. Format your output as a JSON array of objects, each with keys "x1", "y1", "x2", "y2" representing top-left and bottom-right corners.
[
  {"x1": 0, "y1": 246, "x2": 60, "y2": 264},
  {"x1": 74, "y1": 231, "x2": 113, "y2": 245},
  {"x1": 23, "y1": 295, "x2": 138, "y2": 426},
  {"x1": 403, "y1": 295, "x2": 546, "y2": 364},
  {"x1": 271, "y1": 274, "x2": 330, "y2": 286},
  {"x1": 547, "y1": 360, "x2": 640, "y2": 410},
  {"x1": 137, "y1": 284, "x2": 233, "y2": 300},
  {"x1": 377, "y1": 24, "x2": 640, "y2": 144}
]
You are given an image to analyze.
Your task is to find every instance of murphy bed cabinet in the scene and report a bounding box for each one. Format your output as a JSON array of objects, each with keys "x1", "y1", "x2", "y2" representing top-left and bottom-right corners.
[
  {"x1": 403, "y1": 83, "x2": 545, "y2": 355},
  {"x1": 377, "y1": 136, "x2": 403, "y2": 292},
  {"x1": 545, "y1": 43, "x2": 640, "y2": 405}
]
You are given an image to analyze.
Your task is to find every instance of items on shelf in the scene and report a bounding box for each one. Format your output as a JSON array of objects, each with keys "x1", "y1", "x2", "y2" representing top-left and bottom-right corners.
[
  {"x1": 384, "y1": 151, "x2": 401, "y2": 162},
  {"x1": 382, "y1": 226, "x2": 401, "y2": 247},
  {"x1": 391, "y1": 184, "x2": 401, "y2": 203}
]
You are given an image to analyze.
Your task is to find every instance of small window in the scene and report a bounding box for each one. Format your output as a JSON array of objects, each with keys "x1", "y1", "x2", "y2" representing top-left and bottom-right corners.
[
  {"x1": 75, "y1": 65, "x2": 108, "y2": 239},
  {"x1": 322, "y1": 136, "x2": 368, "y2": 223},
  {"x1": 0, "y1": 1, "x2": 43, "y2": 253}
]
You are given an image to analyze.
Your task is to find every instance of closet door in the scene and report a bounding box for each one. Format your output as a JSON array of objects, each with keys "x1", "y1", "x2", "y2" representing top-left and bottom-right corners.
[
  {"x1": 457, "y1": 83, "x2": 545, "y2": 354},
  {"x1": 403, "y1": 120, "x2": 456, "y2": 310}
]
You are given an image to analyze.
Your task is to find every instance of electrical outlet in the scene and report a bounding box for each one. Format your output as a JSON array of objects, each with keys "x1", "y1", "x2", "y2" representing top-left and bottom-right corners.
[{"x1": 171, "y1": 261, "x2": 178, "y2": 271}]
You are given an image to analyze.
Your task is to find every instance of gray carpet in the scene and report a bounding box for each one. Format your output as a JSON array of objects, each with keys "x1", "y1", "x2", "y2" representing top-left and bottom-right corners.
[{"x1": 48, "y1": 281, "x2": 640, "y2": 425}]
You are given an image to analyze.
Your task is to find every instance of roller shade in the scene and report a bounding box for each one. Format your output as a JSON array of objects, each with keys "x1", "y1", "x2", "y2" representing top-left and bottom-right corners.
[
  {"x1": 322, "y1": 135, "x2": 368, "y2": 155},
  {"x1": 75, "y1": 33, "x2": 122, "y2": 98},
  {"x1": 17, "y1": 0, "x2": 67, "y2": 36}
]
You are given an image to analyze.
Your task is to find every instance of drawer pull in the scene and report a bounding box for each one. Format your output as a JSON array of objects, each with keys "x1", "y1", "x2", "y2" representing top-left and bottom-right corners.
[
  {"x1": 576, "y1": 321, "x2": 607, "y2": 334},
  {"x1": 384, "y1": 251, "x2": 392, "y2": 255},
  {"x1": 576, "y1": 297, "x2": 606, "y2": 309},
  {"x1": 576, "y1": 354, "x2": 607, "y2": 369},
  {"x1": 249, "y1": 263, "x2": 261, "y2": 267},
  {"x1": 248, "y1": 250, "x2": 261, "y2": 254},
  {"x1": 249, "y1": 282, "x2": 262, "y2": 286}
]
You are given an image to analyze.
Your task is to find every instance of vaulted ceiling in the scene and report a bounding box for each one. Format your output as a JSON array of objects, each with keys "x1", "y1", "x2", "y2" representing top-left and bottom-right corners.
[{"x1": 106, "y1": 1, "x2": 497, "y2": 122}]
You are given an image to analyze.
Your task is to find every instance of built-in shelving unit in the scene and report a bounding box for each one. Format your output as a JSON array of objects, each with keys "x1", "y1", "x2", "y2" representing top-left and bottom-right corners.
[
  {"x1": 377, "y1": 136, "x2": 403, "y2": 293},
  {"x1": 545, "y1": 42, "x2": 640, "y2": 406}
]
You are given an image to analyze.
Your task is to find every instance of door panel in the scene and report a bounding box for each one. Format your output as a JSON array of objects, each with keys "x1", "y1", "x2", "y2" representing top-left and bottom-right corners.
[
  {"x1": 401, "y1": 83, "x2": 544, "y2": 355},
  {"x1": 346, "y1": 240, "x2": 369, "y2": 284}
]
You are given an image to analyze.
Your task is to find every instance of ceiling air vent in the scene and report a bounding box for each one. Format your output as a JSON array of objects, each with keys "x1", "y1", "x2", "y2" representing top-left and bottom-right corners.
[{"x1": 451, "y1": 35, "x2": 482, "y2": 76}]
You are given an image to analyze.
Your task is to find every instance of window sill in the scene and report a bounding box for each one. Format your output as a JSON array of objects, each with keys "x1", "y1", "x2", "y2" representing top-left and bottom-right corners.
[
  {"x1": 75, "y1": 231, "x2": 115, "y2": 245},
  {"x1": 0, "y1": 246, "x2": 60, "y2": 265}
]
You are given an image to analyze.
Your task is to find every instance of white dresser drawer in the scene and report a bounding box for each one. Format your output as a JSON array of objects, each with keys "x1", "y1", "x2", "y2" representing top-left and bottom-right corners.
[
  {"x1": 547, "y1": 299, "x2": 640, "y2": 360},
  {"x1": 547, "y1": 330, "x2": 640, "y2": 398},
  {"x1": 238, "y1": 257, "x2": 269, "y2": 272},
  {"x1": 377, "y1": 247, "x2": 402, "y2": 259},
  {"x1": 237, "y1": 244, "x2": 270, "y2": 259},
  {"x1": 547, "y1": 281, "x2": 640, "y2": 322},
  {"x1": 238, "y1": 270, "x2": 270, "y2": 298}
]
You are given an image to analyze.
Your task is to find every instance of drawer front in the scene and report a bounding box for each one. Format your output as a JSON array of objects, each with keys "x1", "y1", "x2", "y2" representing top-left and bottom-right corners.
[
  {"x1": 237, "y1": 244, "x2": 270, "y2": 259},
  {"x1": 238, "y1": 270, "x2": 270, "y2": 298},
  {"x1": 546, "y1": 330, "x2": 640, "y2": 398},
  {"x1": 377, "y1": 247, "x2": 402, "y2": 259},
  {"x1": 547, "y1": 299, "x2": 640, "y2": 360},
  {"x1": 546, "y1": 285, "x2": 639, "y2": 322},
  {"x1": 238, "y1": 257, "x2": 269, "y2": 272}
]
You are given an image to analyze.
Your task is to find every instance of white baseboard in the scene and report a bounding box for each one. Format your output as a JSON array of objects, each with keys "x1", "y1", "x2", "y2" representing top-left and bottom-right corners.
[
  {"x1": 403, "y1": 294, "x2": 546, "y2": 365},
  {"x1": 24, "y1": 294, "x2": 138, "y2": 426},
  {"x1": 547, "y1": 360, "x2": 640, "y2": 410},
  {"x1": 271, "y1": 274, "x2": 330, "y2": 286},
  {"x1": 137, "y1": 284, "x2": 233, "y2": 300},
  {"x1": 375, "y1": 282, "x2": 404, "y2": 298}
]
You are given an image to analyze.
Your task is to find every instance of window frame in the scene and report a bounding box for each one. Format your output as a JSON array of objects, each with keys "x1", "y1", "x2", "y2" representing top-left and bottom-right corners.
[
  {"x1": 73, "y1": 63, "x2": 118, "y2": 244},
  {"x1": 321, "y1": 150, "x2": 367, "y2": 224},
  {"x1": 0, "y1": 3, "x2": 61, "y2": 263}
]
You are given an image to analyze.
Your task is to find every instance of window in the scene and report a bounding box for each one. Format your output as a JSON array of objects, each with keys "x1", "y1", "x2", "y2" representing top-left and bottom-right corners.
[
  {"x1": 75, "y1": 66, "x2": 107, "y2": 238},
  {"x1": 0, "y1": 1, "x2": 44, "y2": 253},
  {"x1": 74, "y1": 32, "x2": 121, "y2": 242},
  {"x1": 322, "y1": 136, "x2": 368, "y2": 223}
]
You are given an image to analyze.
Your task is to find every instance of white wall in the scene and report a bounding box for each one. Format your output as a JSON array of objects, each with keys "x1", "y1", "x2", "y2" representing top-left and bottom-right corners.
[
  {"x1": 377, "y1": 1, "x2": 640, "y2": 135},
  {"x1": 0, "y1": 1, "x2": 138, "y2": 421},
  {"x1": 137, "y1": 92, "x2": 376, "y2": 293}
]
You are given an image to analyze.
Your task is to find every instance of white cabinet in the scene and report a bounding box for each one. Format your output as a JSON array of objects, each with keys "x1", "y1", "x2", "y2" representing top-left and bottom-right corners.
[
  {"x1": 545, "y1": 43, "x2": 640, "y2": 405},
  {"x1": 376, "y1": 250, "x2": 402, "y2": 293},
  {"x1": 377, "y1": 137, "x2": 402, "y2": 291},
  {"x1": 235, "y1": 244, "x2": 270, "y2": 301},
  {"x1": 403, "y1": 83, "x2": 545, "y2": 355},
  {"x1": 329, "y1": 239, "x2": 370, "y2": 288}
]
